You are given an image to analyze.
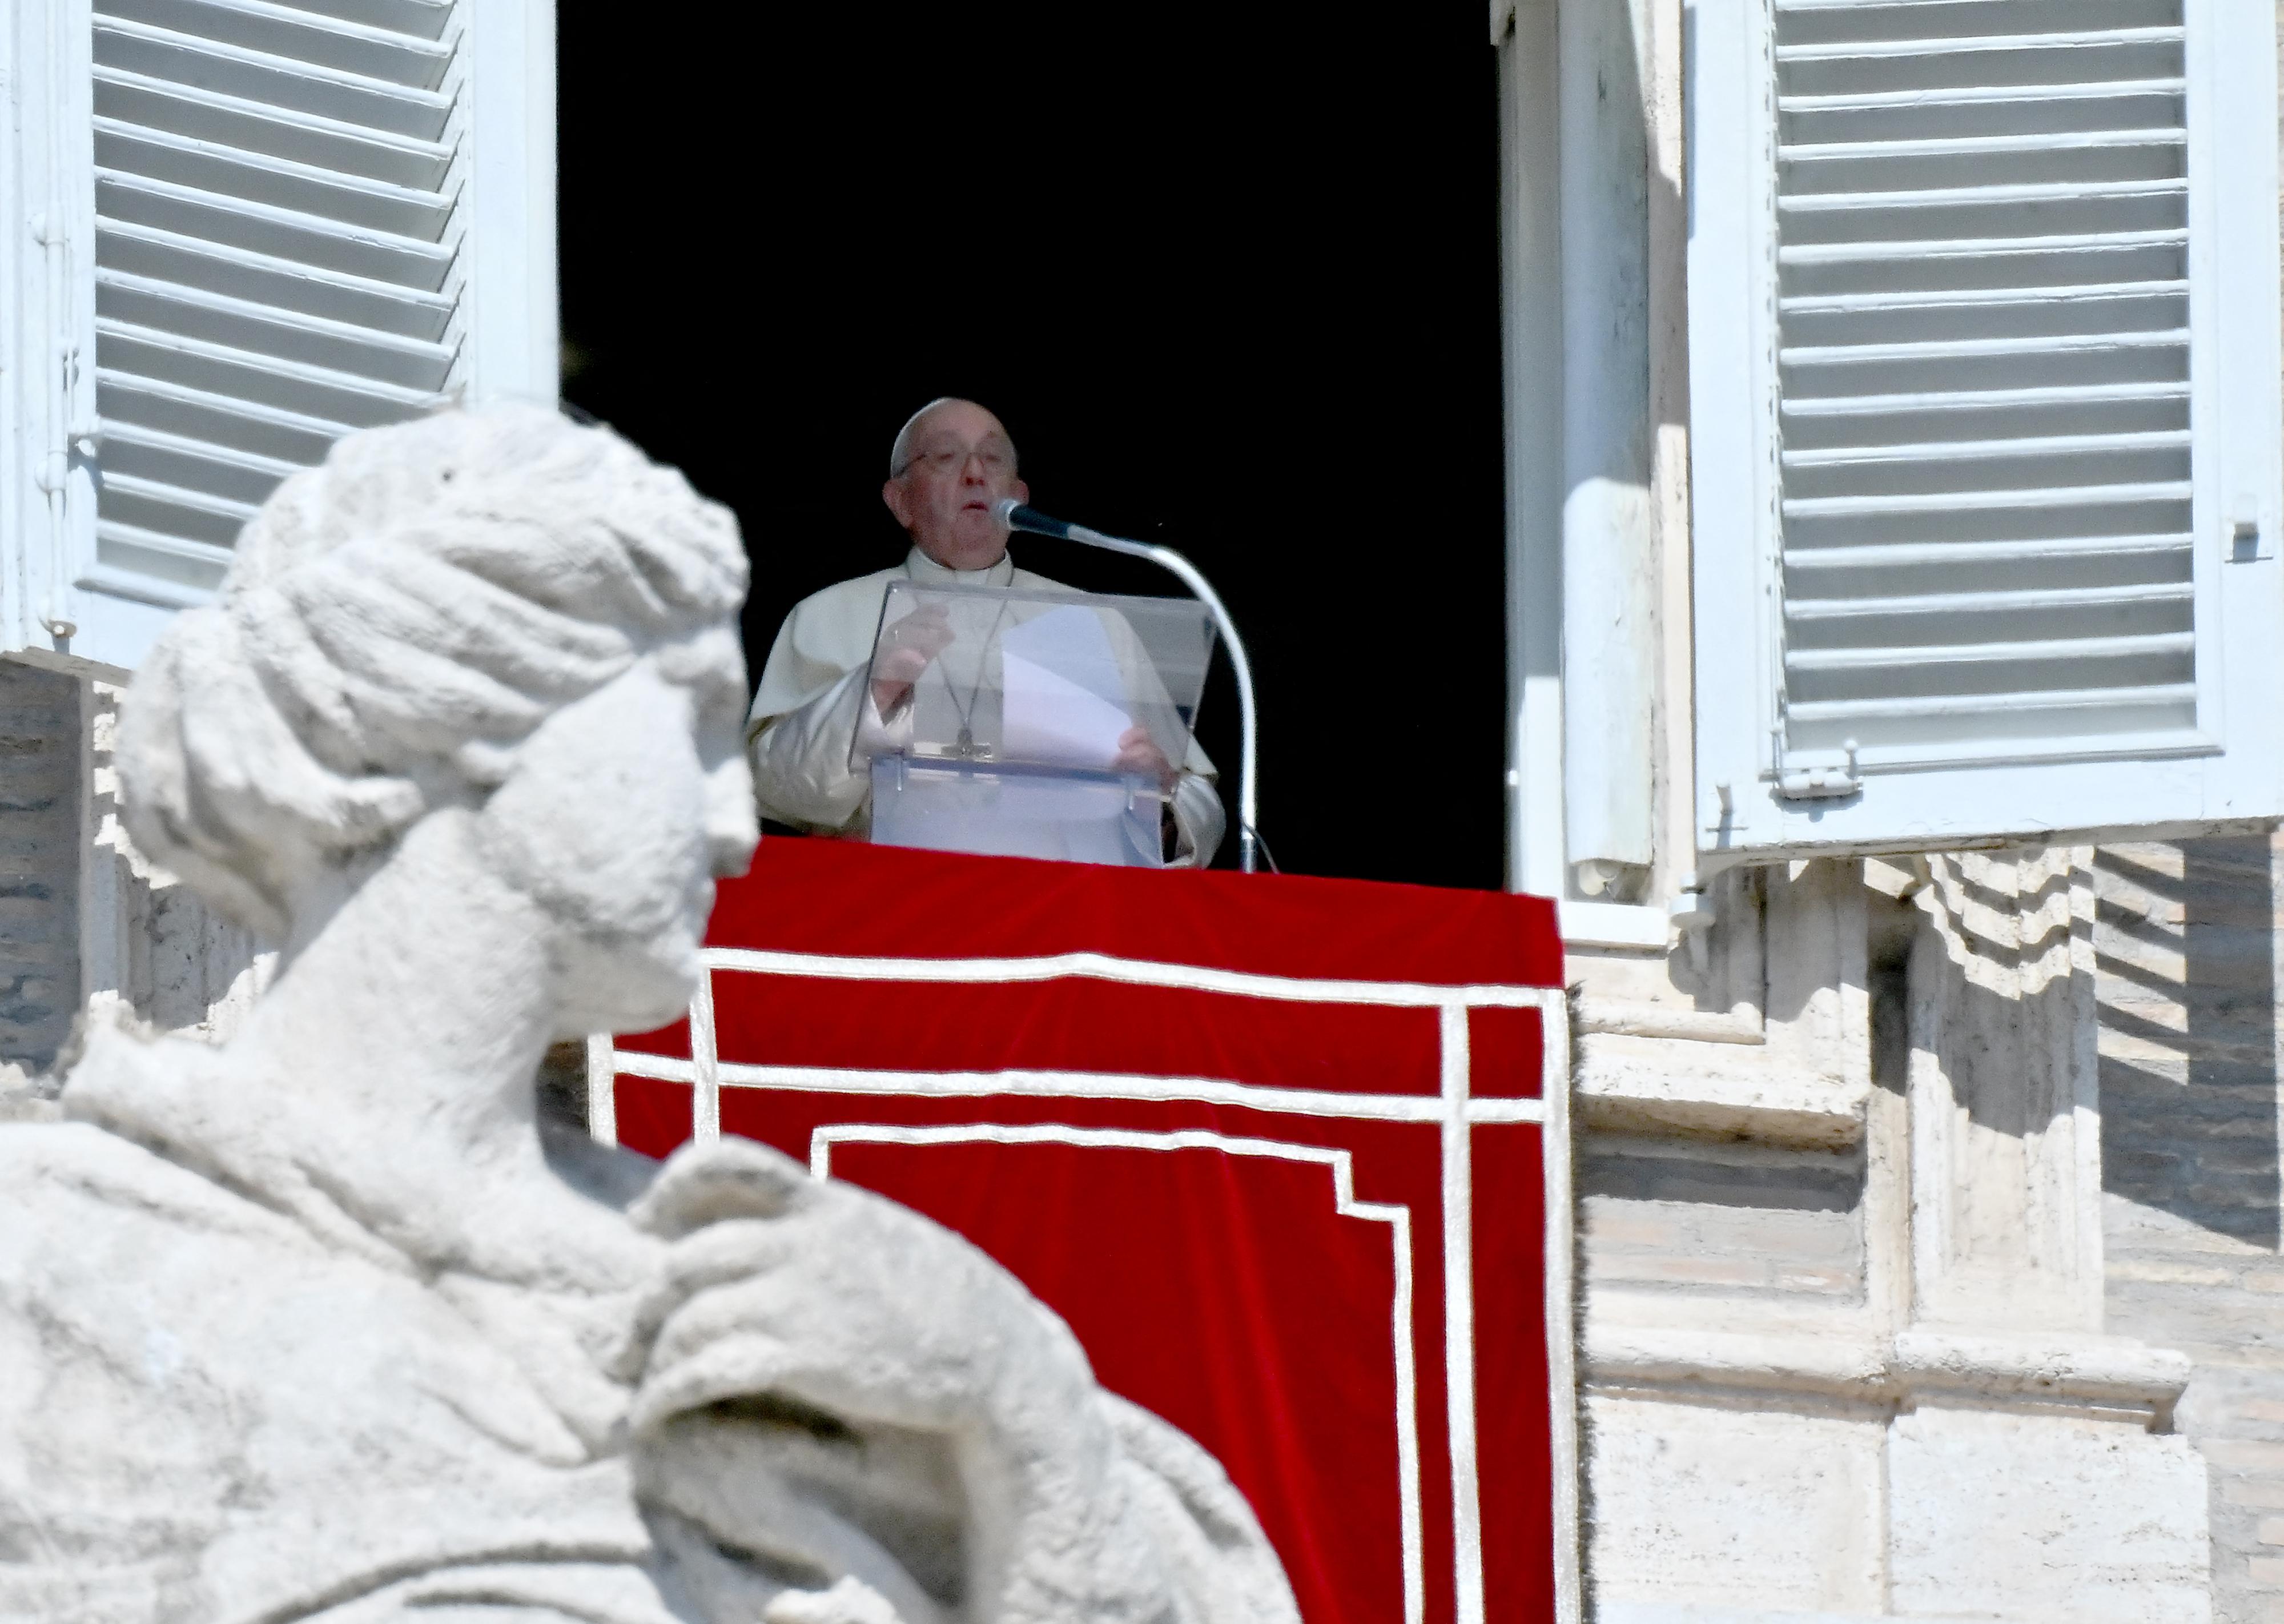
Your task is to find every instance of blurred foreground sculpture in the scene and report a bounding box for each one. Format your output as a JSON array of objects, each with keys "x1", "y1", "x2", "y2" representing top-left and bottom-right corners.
[{"x1": 0, "y1": 407, "x2": 1298, "y2": 1623}]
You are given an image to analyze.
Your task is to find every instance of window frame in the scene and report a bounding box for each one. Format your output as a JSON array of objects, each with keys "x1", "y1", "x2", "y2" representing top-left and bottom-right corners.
[
  {"x1": 1, "y1": 0, "x2": 559, "y2": 679},
  {"x1": 1684, "y1": 0, "x2": 2284, "y2": 865}
]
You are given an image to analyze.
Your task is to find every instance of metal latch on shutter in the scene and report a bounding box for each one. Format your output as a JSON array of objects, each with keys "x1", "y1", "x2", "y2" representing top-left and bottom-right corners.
[
  {"x1": 1776, "y1": 738, "x2": 1861, "y2": 802},
  {"x1": 2230, "y1": 497, "x2": 2270, "y2": 562}
]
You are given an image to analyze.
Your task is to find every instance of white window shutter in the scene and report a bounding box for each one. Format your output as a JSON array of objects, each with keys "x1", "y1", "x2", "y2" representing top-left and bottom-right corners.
[
  {"x1": 1688, "y1": 0, "x2": 2284, "y2": 861},
  {"x1": 6, "y1": 0, "x2": 555, "y2": 677}
]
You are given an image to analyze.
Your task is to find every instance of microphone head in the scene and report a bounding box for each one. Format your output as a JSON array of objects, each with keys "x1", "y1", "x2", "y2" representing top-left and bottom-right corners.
[{"x1": 996, "y1": 501, "x2": 1073, "y2": 539}]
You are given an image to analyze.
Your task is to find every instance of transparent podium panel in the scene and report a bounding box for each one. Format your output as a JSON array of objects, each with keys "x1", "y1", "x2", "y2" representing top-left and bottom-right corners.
[
  {"x1": 853, "y1": 581, "x2": 1216, "y2": 775},
  {"x1": 853, "y1": 581, "x2": 1217, "y2": 866},
  {"x1": 870, "y1": 758, "x2": 1165, "y2": 866}
]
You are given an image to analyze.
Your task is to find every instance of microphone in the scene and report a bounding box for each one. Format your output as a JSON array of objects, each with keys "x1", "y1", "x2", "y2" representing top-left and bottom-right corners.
[
  {"x1": 994, "y1": 498, "x2": 1071, "y2": 539},
  {"x1": 994, "y1": 499, "x2": 1148, "y2": 561},
  {"x1": 983, "y1": 497, "x2": 1266, "y2": 874}
]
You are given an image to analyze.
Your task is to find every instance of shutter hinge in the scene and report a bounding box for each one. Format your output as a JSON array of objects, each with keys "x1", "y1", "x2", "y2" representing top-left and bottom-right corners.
[
  {"x1": 33, "y1": 344, "x2": 84, "y2": 493},
  {"x1": 1776, "y1": 738, "x2": 1862, "y2": 801}
]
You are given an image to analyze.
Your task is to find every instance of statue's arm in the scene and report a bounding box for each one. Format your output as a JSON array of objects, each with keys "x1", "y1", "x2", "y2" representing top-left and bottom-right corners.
[
  {"x1": 291, "y1": 1562, "x2": 682, "y2": 1624},
  {"x1": 1101, "y1": 1393, "x2": 1304, "y2": 1624}
]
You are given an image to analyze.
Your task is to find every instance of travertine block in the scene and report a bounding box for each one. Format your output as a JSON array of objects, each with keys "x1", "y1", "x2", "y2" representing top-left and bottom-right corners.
[
  {"x1": 1889, "y1": 1406, "x2": 2210, "y2": 1623},
  {"x1": 1586, "y1": 1393, "x2": 1885, "y2": 1614}
]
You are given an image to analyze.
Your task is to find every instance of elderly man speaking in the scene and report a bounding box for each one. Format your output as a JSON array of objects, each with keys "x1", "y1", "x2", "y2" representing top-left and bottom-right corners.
[{"x1": 747, "y1": 397, "x2": 1226, "y2": 865}]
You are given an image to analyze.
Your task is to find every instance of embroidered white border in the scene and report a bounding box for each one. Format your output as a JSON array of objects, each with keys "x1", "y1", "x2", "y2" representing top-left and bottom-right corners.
[
  {"x1": 587, "y1": 946, "x2": 1580, "y2": 1624},
  {"x1": 609, "y1": 1051, "x2": 1547, "y2": 1128}
]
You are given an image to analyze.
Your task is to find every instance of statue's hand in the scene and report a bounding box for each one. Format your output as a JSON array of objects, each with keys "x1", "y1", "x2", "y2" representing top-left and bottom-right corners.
[
  {"x1": 621, "y1": 1137, "x2": 1098, "y2": 1442},
  {"x1": 618, "y1": 1138, "x2": 1178, "y2": 1618}
]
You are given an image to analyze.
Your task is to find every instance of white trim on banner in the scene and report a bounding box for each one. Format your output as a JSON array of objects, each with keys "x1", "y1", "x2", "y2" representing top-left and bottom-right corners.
[
  {"x1": 1439, "y1": 1002, "x2": 1485, "y2": 1621},
  {"x1": 701, "y1": 945, "x2": 1557, "y2": 1009},
  {"x1": 607, "y1": 1050, "x2": 1548, "y2": 1127}
]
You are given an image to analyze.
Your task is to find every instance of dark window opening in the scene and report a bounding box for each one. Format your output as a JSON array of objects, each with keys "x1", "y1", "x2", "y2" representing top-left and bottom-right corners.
[{"x1": 561, "y1": 7, "x2": 1504, "y2": 887}]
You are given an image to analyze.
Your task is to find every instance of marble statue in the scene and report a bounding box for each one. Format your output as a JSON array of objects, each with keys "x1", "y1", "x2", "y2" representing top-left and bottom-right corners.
[{"x1": 0, "y1": 406, "x2": 1300, "y2": 1623}]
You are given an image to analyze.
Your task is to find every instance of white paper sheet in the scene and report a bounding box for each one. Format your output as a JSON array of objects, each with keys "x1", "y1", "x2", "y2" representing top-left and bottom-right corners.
[{"x1": 1000, "y1": 606, "x2": 1134, "y2": 769}]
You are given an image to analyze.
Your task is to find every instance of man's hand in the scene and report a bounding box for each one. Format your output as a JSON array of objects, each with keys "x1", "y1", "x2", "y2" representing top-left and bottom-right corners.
[
  {"x1": 1112, "y1": 726, "x2": 1177, "y2": 791},
  {"x1": 870, "y1": 604, "x2": 954, "y2": 717}
]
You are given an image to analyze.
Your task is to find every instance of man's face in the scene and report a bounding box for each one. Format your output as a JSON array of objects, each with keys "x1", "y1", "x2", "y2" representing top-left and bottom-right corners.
[{"x1": 882, "y1": 402, "x2": 1030, "y2": 571}]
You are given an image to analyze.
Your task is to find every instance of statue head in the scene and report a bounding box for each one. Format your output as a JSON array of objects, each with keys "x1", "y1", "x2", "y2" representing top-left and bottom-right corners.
[{"x1": 116, "y1": 404, "x2": 758, "y2": 1034}]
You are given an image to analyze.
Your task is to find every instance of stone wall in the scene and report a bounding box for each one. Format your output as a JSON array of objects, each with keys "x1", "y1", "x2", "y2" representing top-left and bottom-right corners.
[
  {"x1": 1575, "y1": 850, "x2": 2219, "y2": 1622},
  {"x1": 0, "y1": 660, "x2": 80, "y2": 1074},
  {"x1": 2101, "y1": 835, "x2": 2284, "y2": 1624},
  {"x1": 1573, "y1": 838, "x2": 2284, "y2": 1621},
  {"x1": 0, "y1": 658, "x2": 262, "y2": 1089},
  {"x1": 79, "y1": 678, "x2": 266, "y2": 1041}
]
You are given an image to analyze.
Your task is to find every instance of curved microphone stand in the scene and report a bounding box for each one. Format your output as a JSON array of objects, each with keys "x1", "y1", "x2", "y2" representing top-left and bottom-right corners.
[{"x1": 995, "y1": 500, "x2": 1260, "y2": 874}]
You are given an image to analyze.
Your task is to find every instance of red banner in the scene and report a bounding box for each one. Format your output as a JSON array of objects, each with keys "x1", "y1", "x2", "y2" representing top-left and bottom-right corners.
[{"x1": 603, "y1": 839, "x2": 1574, "y2": 1623}]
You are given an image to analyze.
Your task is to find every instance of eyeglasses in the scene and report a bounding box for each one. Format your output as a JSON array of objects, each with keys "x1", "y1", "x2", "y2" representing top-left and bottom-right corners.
[{"x1": 900, "y1": 441, "x2": 1015, "y2": 478}]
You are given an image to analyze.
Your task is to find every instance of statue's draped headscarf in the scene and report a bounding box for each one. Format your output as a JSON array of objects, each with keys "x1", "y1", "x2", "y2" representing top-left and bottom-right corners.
[{"x1": 118, "y1": 405, "x2": 748, "y2": 939}]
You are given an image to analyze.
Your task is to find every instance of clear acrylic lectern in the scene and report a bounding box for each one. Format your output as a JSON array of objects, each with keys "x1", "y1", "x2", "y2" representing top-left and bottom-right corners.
[{"x1": 853, "y1": 581, "x2": 1219, "y2": 867}]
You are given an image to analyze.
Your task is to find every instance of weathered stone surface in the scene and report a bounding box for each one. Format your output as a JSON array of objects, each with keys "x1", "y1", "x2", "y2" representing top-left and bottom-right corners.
[
  {"x1": 1584, "y1": 1390, "x2": 1887, "y2": 1614},
  {"x1": 1580, "y1": 846, "x2": 2216, "y2": 1622},
  {"x1": 1889, "y1": 1406, "x2": 2211, "y2": 1624},
  {"x1": 0, "y1": 661, "x2": 78, "y2": 1072},
  {"x1": 2101, "y1": 836, "x2": 2284, "y2": 1624}
]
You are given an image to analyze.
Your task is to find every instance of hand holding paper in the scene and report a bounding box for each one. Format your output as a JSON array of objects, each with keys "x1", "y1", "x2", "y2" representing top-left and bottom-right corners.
[
  {"x1": 1002, "y1": 650, "x2": 1133, "y2": 767},
  {"x1": 1001, "y1": 606, "x2": 1148, "y2": 772}
]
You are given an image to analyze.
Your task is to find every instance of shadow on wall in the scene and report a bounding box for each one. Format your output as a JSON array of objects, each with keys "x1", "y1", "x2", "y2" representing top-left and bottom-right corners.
[
  {"x1": 0, "y1": 662, "x2": 81, "y2": 1073},
  {"x1": 2097, "y1": 837, "x2": 2281, "y2": 1248}
]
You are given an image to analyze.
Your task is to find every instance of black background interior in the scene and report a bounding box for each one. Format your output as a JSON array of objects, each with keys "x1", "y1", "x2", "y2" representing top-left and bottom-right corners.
[{"x1": 558, "y1": 5, "x2": 1506, "y2": 888}]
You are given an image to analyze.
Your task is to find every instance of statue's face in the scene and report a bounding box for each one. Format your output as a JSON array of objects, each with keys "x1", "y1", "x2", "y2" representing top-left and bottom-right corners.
[{"x1": 477, "y1": 631, "x2": 757, "y2": 1036}]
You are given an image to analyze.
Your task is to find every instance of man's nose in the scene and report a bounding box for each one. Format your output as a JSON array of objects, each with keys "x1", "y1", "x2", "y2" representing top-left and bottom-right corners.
[{"x1": 959, "y1": 451, "x2": 990, "y2": 483}]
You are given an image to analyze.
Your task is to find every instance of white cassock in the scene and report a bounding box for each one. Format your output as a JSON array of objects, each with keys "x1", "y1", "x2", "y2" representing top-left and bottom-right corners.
[{"x1": 747, "y1": 546, "x2": 1227, "y2": 866}]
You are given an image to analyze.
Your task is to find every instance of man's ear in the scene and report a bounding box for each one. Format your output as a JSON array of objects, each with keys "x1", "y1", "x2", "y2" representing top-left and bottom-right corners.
[
  {"x1": 1010, "y1": 477, "x2": 1030, "y2": 508},
  {"x1": 882, "y1": 477, "x2": 914, "y2": 530}
]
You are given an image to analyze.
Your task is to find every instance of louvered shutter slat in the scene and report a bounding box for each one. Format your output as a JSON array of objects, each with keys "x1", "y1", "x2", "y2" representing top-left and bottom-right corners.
[
  {"x1": 100, "y1": 470, "x2": 259, "y2": 545},
  {"x1": 95, "y1": 70, "x2": 456, "y2": 190},
  {"x1": 96, "y1": 371, "x2": 355, "y2": 463},
  {"x1": 98, "y1": 269, "x2": 457, "y2": 385},
  {"x1": 97, "y1": 320, "x2": 439, "y2": 419},
  {"x1": 87, "y1": 0, "x2": 473, "y2": 602},
  {"x1": 281, "y1": 0, "x2": 453, "y2": 43},
  {"x1": 101, "y1": 0, "x2": 456, "y2": 87},
  {"x1": 1783, "y1": 682, "x2": 2199, "y2": 729},
  {"x1": 96, "y1": 121, "x2": 458, "y2": 237},
  {"x1": 96, "y1": 171, "x2": 458, "y2": 288},
  {"x1": 94, "y1": 520, "x2": 237, "y2": 607},
  {"x1": 94, "y1": 20, "x2": 453, "y2": 139},
  {"x1": 1787, "y1": 578, "x2": 2191, "y2": 618},
  {"x1": 95, "y1": 221, "x2": 456, "y2": 339}
]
